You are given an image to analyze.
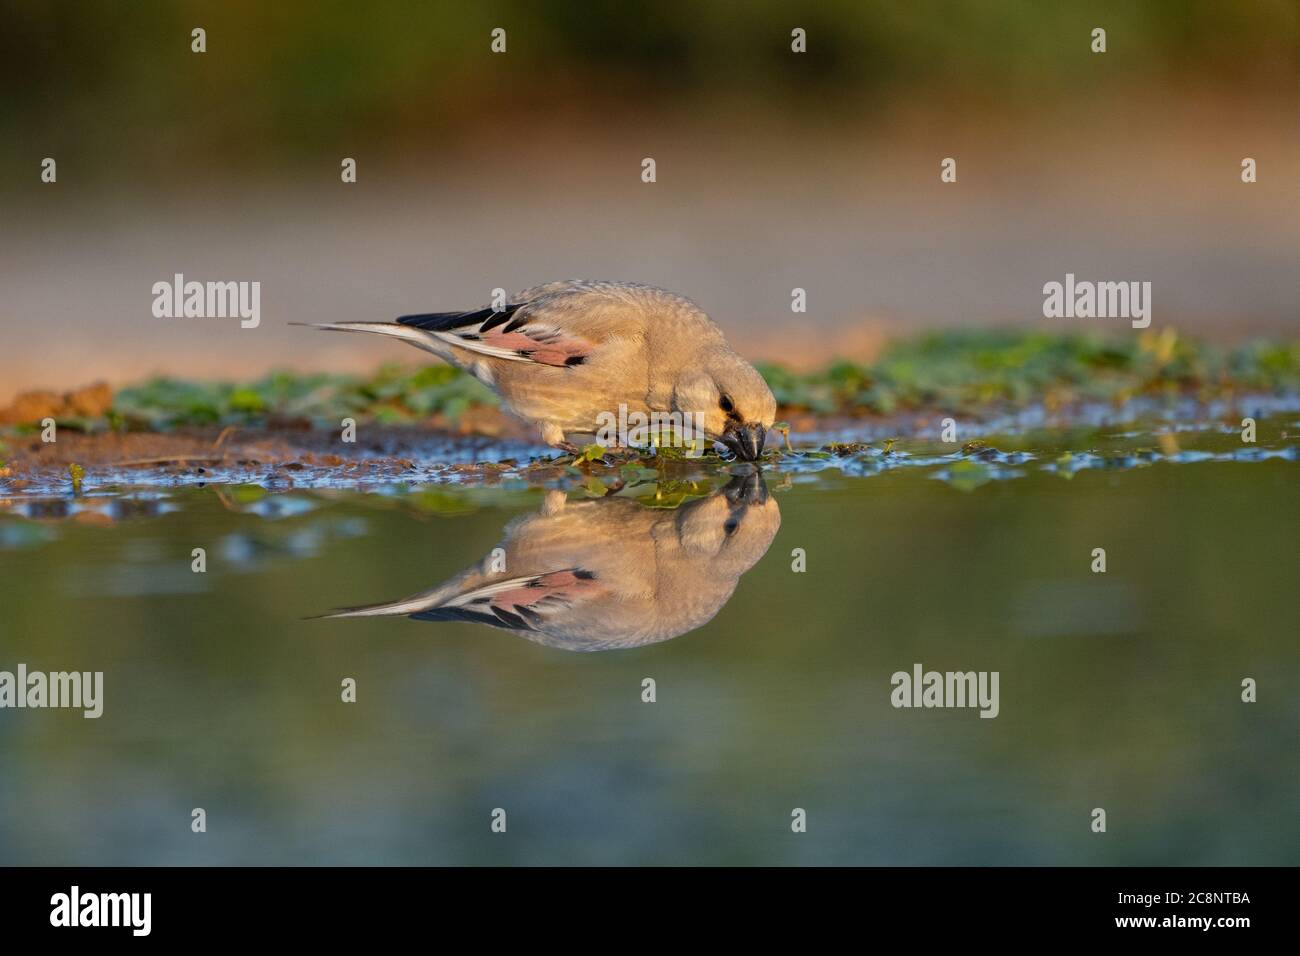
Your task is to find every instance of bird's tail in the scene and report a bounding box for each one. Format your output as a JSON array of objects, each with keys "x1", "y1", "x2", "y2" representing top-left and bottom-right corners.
[
  {"x1": 306, "y1": 600, "x2": 422, "y2": 621},
  {"x1": 305, "y1": 592, "x2": 446, "y2": 621},
  {"x1": 304, "y1": 580, "x2": 464, "y2": 621},
  {"x1": 289, "y1": 321, "x2": 433, "y2": 347}
]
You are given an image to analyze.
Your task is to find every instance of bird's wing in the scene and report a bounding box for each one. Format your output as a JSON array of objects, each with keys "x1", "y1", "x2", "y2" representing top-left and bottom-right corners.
[
  {"x1": 397, "y1": 303, "x2": 595, "y2": 368},
  {"x1": 396, "y1": 281, "x2": 711, "y2": 368},
  {"x1": 409, "y1": 568, "x2": 604, "y2": 631}
]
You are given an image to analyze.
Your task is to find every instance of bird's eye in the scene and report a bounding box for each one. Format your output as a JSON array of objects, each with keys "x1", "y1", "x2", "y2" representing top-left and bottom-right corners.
[
  {"x1": 723, "y1": 517, "x2": 740, "y2": 536},
  {"x1": 719, "y1": 394, "x2": 735, "y2": 414}
]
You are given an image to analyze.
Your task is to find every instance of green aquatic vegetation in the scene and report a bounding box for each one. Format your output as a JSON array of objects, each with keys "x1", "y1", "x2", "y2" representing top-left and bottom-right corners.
[
  {"x1": 354, "y1": 363, "x2": 498, "y2": 421},
  {"x1": 1053, "y1": 452, "x2": 1077, "y2": 480},
  {"x1": 619, "y1": 463, "x2": 660, "y2": 484},
  {"x1": 822, "y1": 442, "x2": 871, "y2": 456},
  {"x1": 390, "y1": 484, "x2": 542, "y2": 516},
  {"x1": 110, "y1": 364, "x2": 498, "y2": 429},
  {"x1": 631, "y1": 478, "x2": 719, "y2": 508},
  {"x1": 68, "y1": 463, "x2": 85, "y2": 494},
  {"x1": 936, "y1": 460, "x2": 993, "y2": 492},
  {"x1": 646, "y1": 443, "x2": 711, "y2": 462},
  {"x1": 408, "y1": 489, "x2": 490, "y2": 515},
  {"x1": 229, "y1": 485, "x2": 267, "y2": 504},
  {"x1": 762, "y1": 330, "x2": 1300, "y2": 417},
  {"x1": 6, "y1": 330, "x2": 1288, "y2": 436}
]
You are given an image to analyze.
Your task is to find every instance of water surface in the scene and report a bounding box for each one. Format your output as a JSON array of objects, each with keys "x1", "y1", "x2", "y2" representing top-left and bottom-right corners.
[{"x1": 1, "y1": 416, "x2": 1296, "y2": 864}]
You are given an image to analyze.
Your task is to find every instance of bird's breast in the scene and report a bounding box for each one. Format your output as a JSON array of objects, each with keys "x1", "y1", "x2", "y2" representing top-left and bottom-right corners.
[{"x1": 493, "y1": 360, "x2": 653, "y2": 430}]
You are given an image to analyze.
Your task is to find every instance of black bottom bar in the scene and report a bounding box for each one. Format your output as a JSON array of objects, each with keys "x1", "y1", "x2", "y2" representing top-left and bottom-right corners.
[{"x1": 0, "y1": 866, "x2": 1281, "y2": 941}]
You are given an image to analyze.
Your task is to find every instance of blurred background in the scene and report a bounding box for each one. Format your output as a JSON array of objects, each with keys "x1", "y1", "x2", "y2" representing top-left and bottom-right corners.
[{"x1": 1, "y1": 0, "x2": 1297, "y2": 400}]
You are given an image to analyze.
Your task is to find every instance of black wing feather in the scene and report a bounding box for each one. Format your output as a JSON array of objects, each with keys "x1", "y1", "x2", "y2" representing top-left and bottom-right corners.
[
  {"x1": 396, "y1": 303, "x2": 523, "y2": 333},
  {"x1": 409, "y1": 604, "x2": 538, "y2": 632}
]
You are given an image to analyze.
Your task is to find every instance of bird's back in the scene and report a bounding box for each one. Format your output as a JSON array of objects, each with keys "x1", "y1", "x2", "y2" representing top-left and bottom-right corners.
[{"x1": 489, "y1": 281, "x2": 728, "y2": 432}]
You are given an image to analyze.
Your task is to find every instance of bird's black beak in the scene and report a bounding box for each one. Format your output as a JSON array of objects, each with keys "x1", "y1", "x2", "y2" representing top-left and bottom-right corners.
[
  {"x1": 721, "y1": 471, "x2": 769, "y2": 506},
  {"x1": 722, "y1": 423, "x2": 767, "y2": 462}
]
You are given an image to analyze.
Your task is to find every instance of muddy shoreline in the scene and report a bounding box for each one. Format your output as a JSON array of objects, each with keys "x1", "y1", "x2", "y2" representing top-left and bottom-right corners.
[{"x1": 0, "y1": 424, "x2": 546, "y2": 494}]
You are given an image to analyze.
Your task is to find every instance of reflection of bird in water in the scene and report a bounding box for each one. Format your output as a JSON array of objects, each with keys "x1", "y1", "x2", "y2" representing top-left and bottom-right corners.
[{"x1": 318, "y1": 472, "x2": 780, "y2": 650}]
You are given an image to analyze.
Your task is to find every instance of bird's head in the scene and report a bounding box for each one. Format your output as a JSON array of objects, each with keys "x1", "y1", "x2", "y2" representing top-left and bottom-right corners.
[
  {"x1": 673, "y1": 349, "x2": 777, "y2": 461},
  {"x1": 674, "y1": 472, "x2": 781, "y2": 568}
]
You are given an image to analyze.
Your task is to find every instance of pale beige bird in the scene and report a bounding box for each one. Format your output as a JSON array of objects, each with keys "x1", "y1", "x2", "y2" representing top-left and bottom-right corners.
[
  {"x1": 315, "y1": 473, "x2": 780, "y2": 651},
  {"x1": 295, "y1": 280, "x2": 776, "y2": 460}
]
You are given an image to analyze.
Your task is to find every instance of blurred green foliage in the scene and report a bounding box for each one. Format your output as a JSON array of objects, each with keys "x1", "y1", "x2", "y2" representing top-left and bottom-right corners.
[
  {"x1": 756, "y1": 330, "x2": 1300, "y2": 415},
  {"x1": 2, "y1": 1, "x2": 1295, "y2": 178},
  {"x1": 91, "y1": 330, "x2": 1300, "y2": 430},
  {"x1": 112, "y1": 362, "x2": 497, "y2": 429}
]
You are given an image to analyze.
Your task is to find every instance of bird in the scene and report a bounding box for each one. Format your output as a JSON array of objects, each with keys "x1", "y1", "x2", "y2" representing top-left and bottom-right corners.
[
  {"x1": 312, "y1": 472, "x2": 780, "y2": 651},
  {"x1": 294, "y1": 280, "x2": 776, "y2": 460}
]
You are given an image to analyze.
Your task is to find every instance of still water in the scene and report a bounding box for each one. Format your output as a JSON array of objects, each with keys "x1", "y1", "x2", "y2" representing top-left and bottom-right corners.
[{"x1": 1, "y1": 417, "x2": 1296, "y2": 864}]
